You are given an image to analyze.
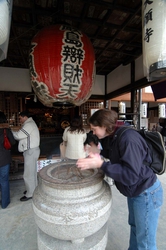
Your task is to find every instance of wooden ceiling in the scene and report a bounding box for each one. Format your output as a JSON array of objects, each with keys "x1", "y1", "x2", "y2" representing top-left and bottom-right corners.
[{"x1": 0, "y1": 0, "x2": 143, "y2": 76}]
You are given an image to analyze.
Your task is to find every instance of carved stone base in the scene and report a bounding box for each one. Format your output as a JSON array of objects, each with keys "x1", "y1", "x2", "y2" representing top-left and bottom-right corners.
[{"x1": 37, "y1": 223, "x2": 108, "y2": 250}]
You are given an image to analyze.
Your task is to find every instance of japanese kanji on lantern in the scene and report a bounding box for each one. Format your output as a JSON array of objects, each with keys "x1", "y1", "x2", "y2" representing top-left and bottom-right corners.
[
  {"x1": 142, "y1": 0, "x2": 166, "y2": 81},
  {"x1": 29, "y1": 24, "x2": 96, "y2": 107}
]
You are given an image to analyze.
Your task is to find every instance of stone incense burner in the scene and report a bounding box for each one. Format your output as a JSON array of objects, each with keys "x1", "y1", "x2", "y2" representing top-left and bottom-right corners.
[{"x1": 32, "y1": 160, "x2": 112, "y2": 250}]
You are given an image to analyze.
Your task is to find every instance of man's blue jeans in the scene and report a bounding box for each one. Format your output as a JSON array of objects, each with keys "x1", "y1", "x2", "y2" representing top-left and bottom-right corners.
[
  {"x1": 127, "y1": 179, "x2": 163, "y2": 250},
  {"x1": 0, "y1": 164, "x2": 10, "y2": 209}
]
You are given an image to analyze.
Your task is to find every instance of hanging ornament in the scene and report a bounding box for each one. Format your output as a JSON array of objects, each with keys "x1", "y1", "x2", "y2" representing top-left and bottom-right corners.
[
  {"x1": 158, "y1": 104, "x2": 166, "y2": 118},
  {"x1": 29, "y1": 24, "x2": 96, "y2": 107},
  {"x1": 119, "y1": 102, "x2": 126, "y2": 119},
  {"x1": 141, "y1": 103, "x2": 147, "y2": 118}
]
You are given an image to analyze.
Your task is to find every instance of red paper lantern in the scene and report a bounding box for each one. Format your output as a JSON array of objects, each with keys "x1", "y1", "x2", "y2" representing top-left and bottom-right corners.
[{"x1": 29, "y1": 24, "x2": 95, "y2": 107}]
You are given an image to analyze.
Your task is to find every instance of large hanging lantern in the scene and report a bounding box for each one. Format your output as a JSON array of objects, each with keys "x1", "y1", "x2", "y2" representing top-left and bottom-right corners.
[
  {"x1": 0, "y1": 0, "x2": 9, "y2": 45},
  {"x1": 142, "y1": 0, "x2": 166, "y2": 81},
  {"x1": 29, "y1": 24, "x2": 96, "y2": 107},
  {"x1": 0, "y1": 0, "x2": 13, "y2": 62}
]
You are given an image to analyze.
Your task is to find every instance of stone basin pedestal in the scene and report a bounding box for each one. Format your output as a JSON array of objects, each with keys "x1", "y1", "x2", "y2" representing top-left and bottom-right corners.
[{"x1": 32, "y1": 160, "x2": 112, "y2": 250}]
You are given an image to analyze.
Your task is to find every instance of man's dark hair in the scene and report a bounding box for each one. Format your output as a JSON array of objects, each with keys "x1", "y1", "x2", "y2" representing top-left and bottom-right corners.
[{"x1": 19, "y1": 111, "x2": 30, "y2": 118}]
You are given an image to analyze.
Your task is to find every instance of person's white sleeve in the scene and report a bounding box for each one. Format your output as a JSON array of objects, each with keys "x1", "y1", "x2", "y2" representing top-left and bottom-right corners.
[{"x1": 12, "y1": 129, "x2": 28, "y2": 140}]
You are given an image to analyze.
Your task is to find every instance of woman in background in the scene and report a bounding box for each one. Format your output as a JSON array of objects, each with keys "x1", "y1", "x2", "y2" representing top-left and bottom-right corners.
[
  {"x1": 62, "y1": 116, "x2": 87, "y2": 160},
  {"x1": 0, "y1": 111, "x2": 15, "y2": 209}
]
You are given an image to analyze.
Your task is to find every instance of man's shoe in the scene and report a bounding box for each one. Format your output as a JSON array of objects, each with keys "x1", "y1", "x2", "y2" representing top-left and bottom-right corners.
[{"x1": 20, "y1": 196, "x2": 32, "y2": 202}]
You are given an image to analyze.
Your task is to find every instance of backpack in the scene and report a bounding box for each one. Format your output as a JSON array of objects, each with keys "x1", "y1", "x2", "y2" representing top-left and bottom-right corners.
[{"x1": 117, "y1": 127, "x2": 166, "y2": 175}]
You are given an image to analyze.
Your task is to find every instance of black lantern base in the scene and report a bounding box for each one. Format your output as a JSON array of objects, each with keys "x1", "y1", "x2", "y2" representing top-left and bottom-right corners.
[
  {"x1": 149, "y1": 60, "x2": 166, "y2": 81},
  {"x1": 53, "y1": 102, "x2": 76, "y2": 109}
]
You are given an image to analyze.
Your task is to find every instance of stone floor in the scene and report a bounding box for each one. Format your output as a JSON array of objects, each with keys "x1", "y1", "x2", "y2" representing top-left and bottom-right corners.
[{"x1": 0, "y1": 170, "x2": 166, "y2": 250}]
